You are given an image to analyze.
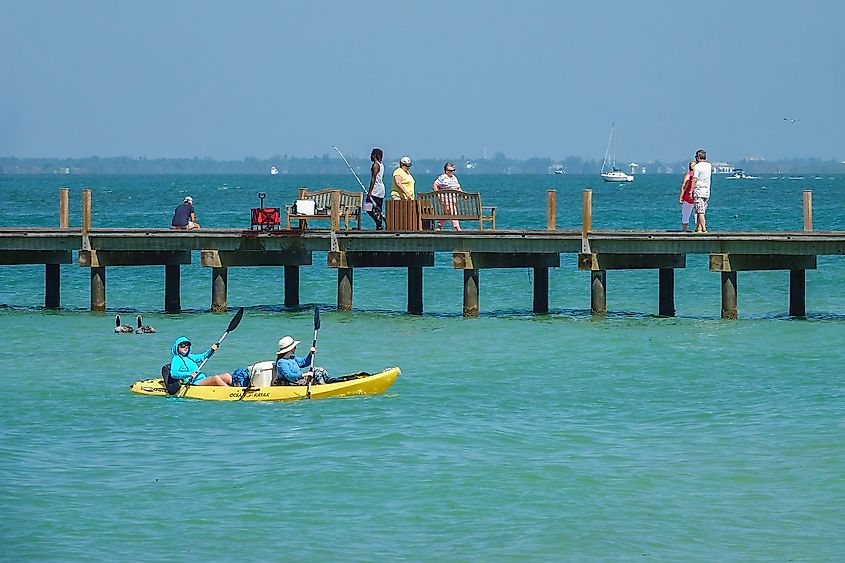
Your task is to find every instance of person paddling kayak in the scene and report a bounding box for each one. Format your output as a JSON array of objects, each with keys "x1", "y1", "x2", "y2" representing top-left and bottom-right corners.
[
  {"x1": 170, "y1": 336, "x2": 233, "y2": 386},
  {"x1": 273, "y1": 335, "x2": 328, "y2": 386}
]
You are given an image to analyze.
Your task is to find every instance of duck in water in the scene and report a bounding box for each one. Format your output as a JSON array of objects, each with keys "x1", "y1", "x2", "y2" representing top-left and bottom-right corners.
[
  {"x1": 114, "y1": 315, "x2": 134, "y2": 334},
  {"x1": 135, "y1": 315, "x2": 156, "y2": 334}
]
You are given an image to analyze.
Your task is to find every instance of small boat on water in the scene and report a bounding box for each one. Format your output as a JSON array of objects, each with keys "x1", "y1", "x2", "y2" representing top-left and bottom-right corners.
[
  {"x1": 270, "y1": 166, "x2": 279, "y2": 175},
  {"x1": 600, "y1": 124, "x2": 634, "y2": 183},
  {"x1": 726, "y1": 168, "x2": 759, "y2": 180},
  {"x1": 129, "y1": 366, "x2": 400, "y2": 402}
]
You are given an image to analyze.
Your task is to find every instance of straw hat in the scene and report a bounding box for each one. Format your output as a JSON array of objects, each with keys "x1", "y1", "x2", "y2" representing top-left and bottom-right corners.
[{"x1": 277, "y1": 336, "x2": 300, "y2": 354}]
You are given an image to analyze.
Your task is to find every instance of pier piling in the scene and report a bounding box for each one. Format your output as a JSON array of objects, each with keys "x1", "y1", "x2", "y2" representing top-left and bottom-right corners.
[
  {"x1": 284, "y1": 265, "x2": 300, "y2": 308},
  {"x1": 165, "y1": 265, "x2": 181, "y2": 312},
  {"x1": 45, "y1": 264, "x2": 61, "y2": 309},
  {"x1": 90, "y1": 267, "x2": 106, "y2": 311},
  {"x1": 463, "y1": 269, "x2": 479, "y2": 317},
  {"x1": 789, "y1": 269, "x2": 806, "y2": 317},
  {"x1": 803, "y1": 191, "x2": 813, "y2": 232},
  {"x1": 338, "y1": 268, "x2": 353, "y2": 311},
  {"x1": 533, "y1": 267, "x2": 549, "y2": 313},
  {"x1": 211, "y1": 267, "x2": 227, "y2": 312},
  {"x1": 408, "y1": 266, "x2": 423, "y2": 314},
  {"x1": 590, "y1": 270, "x2": 607, "y2": 315},
  {"x1": 658, "y1": 268, "x2": 676, "y2": 316},
  {"x1": 720, "y1": 271, "x2": 738, "y2": 319}
]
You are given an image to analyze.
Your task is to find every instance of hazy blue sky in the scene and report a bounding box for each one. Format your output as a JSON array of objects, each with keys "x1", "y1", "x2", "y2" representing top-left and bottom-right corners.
[{"x1": 2, "y1": 0, "x2": 843, "y2": 162}]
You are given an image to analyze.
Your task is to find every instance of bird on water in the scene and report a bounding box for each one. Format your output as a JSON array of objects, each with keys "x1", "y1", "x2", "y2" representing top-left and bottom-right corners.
[
  {"x1": 135, "y1": 315, "x2": 156, "y2": 334},
  {"x1": 114, "y1": 315, "x2": 134, "y2": 333}
]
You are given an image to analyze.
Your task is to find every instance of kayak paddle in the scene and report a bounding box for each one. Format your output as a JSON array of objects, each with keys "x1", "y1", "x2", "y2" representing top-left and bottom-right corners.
[
  {"x1": 184, "y1": 307, "x2": 244, "y2": 390},
  {"x1": 306, "y1": 305, "x2": 320, "y2": 399}
]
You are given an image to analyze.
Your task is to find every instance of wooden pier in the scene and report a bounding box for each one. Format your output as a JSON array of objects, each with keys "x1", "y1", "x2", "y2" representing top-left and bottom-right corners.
[{"x1": 1, "y1": 188, "x2": 843, "y2": 318}]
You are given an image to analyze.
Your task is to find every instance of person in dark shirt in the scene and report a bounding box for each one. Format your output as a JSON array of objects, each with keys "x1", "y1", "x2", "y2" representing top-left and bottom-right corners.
[{"x1": 171, "y1": 196, "x2": 201, "y2": 229}]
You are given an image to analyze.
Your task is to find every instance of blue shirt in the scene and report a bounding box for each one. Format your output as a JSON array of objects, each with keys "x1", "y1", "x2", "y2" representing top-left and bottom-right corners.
[
  {"x1": 275, "y1": 352, "x2": 313, "y2": 384},
  {"x1": 172, "y1": 203, "x2": 195, "y2": 227}
]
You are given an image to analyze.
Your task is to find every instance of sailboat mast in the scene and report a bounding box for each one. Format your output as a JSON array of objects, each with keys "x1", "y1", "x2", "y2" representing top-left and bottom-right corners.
[{"x1": 602, "y1": 123, "x2": 614, "y2": 174}]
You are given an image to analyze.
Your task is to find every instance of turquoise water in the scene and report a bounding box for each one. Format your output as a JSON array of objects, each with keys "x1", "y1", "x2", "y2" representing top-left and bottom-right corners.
[{"x1": 2, "y1": 174, "x2": 844, "y2": 560}]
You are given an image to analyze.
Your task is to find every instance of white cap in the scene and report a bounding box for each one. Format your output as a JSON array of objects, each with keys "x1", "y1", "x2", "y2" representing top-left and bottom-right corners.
[
  {"x1": 400, "y1": 156, "x2": 412, "y2": 166},
  {"x1": 184, "y1": 196, "x2": 193, "y2": 204}
]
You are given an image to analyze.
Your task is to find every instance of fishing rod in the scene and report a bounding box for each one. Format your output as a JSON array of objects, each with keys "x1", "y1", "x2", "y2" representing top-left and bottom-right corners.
[{"x1": 332, "y1": 145, "x2": 385, "y2": 223}]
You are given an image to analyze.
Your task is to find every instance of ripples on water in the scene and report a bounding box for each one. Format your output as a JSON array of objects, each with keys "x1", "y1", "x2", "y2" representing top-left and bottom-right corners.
[{"x1": 1, "y1": 175, "x2": 844, "y2": 559}]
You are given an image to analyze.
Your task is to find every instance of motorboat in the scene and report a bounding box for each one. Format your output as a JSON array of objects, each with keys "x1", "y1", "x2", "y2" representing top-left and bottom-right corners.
[{"x1": 726, "y1": 168, "x2": 759, "y2": 180}]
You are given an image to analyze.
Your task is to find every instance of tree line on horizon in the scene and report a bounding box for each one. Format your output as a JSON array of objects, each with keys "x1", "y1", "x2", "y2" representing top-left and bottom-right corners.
[{"x1": 1, "y1": 154, "x2": 843, "y2": 175}]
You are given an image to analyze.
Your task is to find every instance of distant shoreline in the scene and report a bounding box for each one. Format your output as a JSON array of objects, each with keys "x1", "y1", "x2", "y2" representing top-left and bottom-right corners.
[{"x1": 2, "y1": 156, "x2": 844, "y2": 176}]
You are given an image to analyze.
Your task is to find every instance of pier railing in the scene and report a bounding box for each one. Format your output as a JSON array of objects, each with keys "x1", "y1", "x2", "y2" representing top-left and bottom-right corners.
[{"x1": 0, "y1": 188, "x2": 843, "y2": 318}]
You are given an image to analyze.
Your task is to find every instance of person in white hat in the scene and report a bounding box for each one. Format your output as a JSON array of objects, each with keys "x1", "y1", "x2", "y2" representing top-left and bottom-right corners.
[
  {"x1": 390, "y1": 156, "x2": 415, "y2": 200},
  {"x1": 171, "y1": 196, "x2": 201, "y2": 229},
  {"x1": 274, "y1": 335, "x2": 323, "y2": 385}
]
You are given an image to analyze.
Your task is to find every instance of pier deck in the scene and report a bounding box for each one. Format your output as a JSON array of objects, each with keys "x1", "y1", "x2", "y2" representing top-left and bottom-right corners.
[{"x1": 2, "y1": 227, "x2": 843, "y2": 318}]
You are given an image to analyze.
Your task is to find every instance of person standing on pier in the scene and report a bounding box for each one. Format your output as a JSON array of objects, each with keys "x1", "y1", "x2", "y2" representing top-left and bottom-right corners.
[
  {"x1": 367, "y1": 148, "x2": 386, "y2": 229},
  {"x1": 432, "y1": 162, "x2": 463, "y2": 231},
  {"x1": 391, "y1": 156, "x2": 415, "y2": 200},
  {"x1": 678, "y1": 160, "x2": 696, "y2": 231},
  {"x1": 690, "y1": 149, "x2": 712, "y2": 233},
  {"x1": 171, "y1": 196, "x2": 201, "y2": 229}
]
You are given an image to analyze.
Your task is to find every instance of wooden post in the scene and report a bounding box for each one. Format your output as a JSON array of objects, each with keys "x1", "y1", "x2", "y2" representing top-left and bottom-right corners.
[
  {"x1": 165, "y1": 264, "x2": 181, "y2": 312},
  {"x1": 590, "y1": 270, "x2": 606, "y2": 315},
  {"x1": 582, "y1": 189, "x2": 592, "y2": 253},
  {"x1": 408, "y1": 266, "x2": 423, "y2": 314},
  {"x1": 59, "y1": 188, "x2": 69, "y2": 229},
  {"x1": 658, "y1": 268, "x2": 675, "y2": 316},
  {"x1": 45, "y1": 264, "x2": 61, "y2": 309},
  {"x1": 546, "y1": 190, "x2": 556, "y2": 230},
  {"x1": 337, "y1": 268, "x2": 353, "y2": 311},
  {"x1": 803, "y1": 190, "x2": 812, "y2": 231},
  {"x1": 789, "y1": 269, "x2": 806, "y2": 317},
  {"x1": 211, "y1": 267, "x2": 228, "y2": 312},
  {"x1": 720, "y1": 271, "x2": 738, "y2": 320},
  {"x1": 330, "y1": 190, "x2": 341, "y2": 231},
  {"x1": 533, "y1": 267, "x2": 549, "y2": 313},
  {"x1": 82, "y1": 189, "x2": 92, "y2": 232},
  {"x1": 284, "y1": 265, "x2": 300, "y2": 308},
  {"x1": 463, "y1": 269, "x2": 479, "y2": 317},
  {"x1": 90, "y1": 267, "x2": 106, "y2": 311}
]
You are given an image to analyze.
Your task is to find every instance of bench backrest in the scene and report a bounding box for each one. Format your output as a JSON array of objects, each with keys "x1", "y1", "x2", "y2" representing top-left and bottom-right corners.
[
  {"x1": 418, "y1": 190, "x2": 483, "y2": 217},
  {"x1": 297, "y1": 188, "x2": 363, "y2": 214}
]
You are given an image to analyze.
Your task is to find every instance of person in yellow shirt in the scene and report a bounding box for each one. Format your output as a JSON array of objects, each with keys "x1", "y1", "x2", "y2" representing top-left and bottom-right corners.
[{"x1": 391, "y1": 156, "x2": 415, "y2": 200}]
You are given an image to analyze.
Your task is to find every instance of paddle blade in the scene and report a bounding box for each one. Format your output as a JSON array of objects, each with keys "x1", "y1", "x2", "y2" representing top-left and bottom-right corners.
[
  {"x1": 313, "y1": 306, "x2": 321, "y2": 331},
  {"x1": 227, "y1": 307, "x2": 245, "y2": 333}
]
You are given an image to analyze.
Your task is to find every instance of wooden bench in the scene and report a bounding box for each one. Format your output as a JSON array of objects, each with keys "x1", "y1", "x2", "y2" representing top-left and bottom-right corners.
[
  {"x1": 417, "y1": 190, "x2": 496, "y2": 230},
  {"x1": 285, "y1": 188, "x2": 363, "y2": 230}
]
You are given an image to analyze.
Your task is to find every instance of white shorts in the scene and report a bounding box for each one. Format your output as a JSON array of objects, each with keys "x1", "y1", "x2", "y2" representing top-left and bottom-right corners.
[{"x1": 681, "y1": 202, "x2": 694, "y2": 224}]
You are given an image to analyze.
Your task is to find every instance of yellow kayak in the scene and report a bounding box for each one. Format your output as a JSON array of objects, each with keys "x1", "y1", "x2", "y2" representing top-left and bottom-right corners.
[{"x1": 129, "y1": 367, "x2": 400, "y2": 402}]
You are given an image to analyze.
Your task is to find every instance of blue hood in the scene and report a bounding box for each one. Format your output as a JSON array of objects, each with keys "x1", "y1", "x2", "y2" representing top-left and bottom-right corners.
[{"x1": 171, "y1": 336, "x2": 192, "y2": 356}]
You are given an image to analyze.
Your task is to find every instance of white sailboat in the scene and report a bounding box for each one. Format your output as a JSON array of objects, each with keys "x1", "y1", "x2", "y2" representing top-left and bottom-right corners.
[{"x1": 600, "y1": 124, "x2": 634, "y2": 182}]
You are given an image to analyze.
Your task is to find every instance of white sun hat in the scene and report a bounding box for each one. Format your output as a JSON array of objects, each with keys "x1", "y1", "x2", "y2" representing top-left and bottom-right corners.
[{"x1": 277, "y1": 336, "x2": 300, "y2": 354}]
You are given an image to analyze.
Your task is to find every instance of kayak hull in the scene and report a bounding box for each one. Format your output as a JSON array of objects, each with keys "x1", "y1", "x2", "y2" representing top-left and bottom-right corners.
[{"x1": 129, "y1": 367, "x2": 400, "y2": 401}]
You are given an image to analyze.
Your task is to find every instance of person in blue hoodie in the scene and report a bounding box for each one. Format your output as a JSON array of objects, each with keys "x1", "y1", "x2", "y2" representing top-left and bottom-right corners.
[{"x1": 170, "y1": 336, "x2": 233, "y2": 386}]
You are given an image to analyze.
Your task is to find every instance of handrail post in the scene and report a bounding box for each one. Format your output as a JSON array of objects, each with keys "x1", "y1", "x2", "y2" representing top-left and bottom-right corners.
[
  {"x1": 803, "y1": 190, "x2": 812, "y2": 231},
  {"x1": 59, "y1": 187, "x2": 69, "y2": 229},
  {"x1": 81, "y1": 189, "x2": 92, "y2": 251},
  {"x1": 581, "y1": 189, "x2": 592, "y2": 253},
  {"x1": 546, "y1": 189, "x2": 556, "y2": 230}
]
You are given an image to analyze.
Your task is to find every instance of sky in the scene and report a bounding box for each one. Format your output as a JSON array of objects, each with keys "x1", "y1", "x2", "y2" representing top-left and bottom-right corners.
[{"x1": 2, "y1": 0, "x2": 844, "y2": 163}]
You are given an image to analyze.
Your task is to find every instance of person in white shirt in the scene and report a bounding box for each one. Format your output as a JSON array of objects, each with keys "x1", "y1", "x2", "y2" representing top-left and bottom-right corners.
[
  {"x1": 690, "y1": 149, "x2": 712, "y2": 233},
  {"x1": 366, "y1": 148, "x2": 385, "y2": 230},
  {"x1": 432, "y1": 162, "x2": 462, "y2": 231}
]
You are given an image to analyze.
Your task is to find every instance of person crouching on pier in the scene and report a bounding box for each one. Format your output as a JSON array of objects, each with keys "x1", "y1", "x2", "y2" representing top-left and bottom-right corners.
[
  {"x1": 171, "y1": 196, "x2": 201, "y2": 229},
  {"x1": 273, "y1": 335, "x2": 328, "y2": 385},
  {"x1": 170, "y1": 336, "x2": 233, "y2": 386}
]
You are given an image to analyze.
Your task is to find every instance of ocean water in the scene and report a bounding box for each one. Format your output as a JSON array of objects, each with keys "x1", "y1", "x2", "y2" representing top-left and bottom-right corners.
[{"x1": 1, "y1": 174, "x2": 844, "y2": 561}]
